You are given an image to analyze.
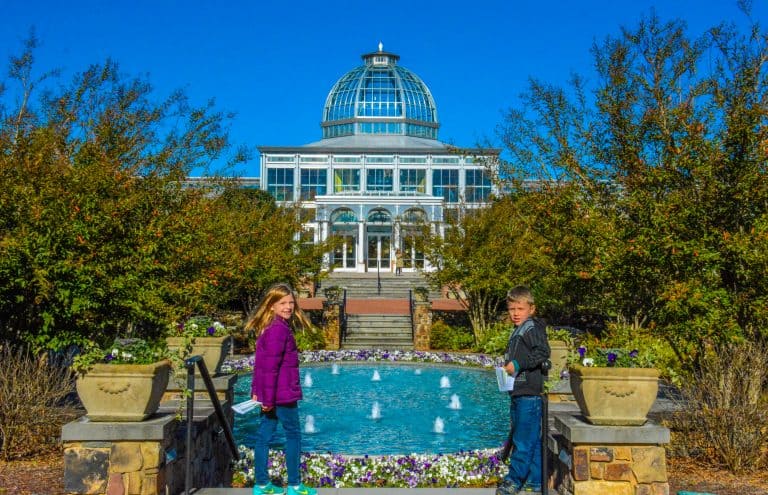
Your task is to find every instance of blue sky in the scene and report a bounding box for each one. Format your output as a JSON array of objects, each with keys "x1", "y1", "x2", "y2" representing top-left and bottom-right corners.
[{"x1": 1, "y1": 0, "x2": 765, "y2": 177}]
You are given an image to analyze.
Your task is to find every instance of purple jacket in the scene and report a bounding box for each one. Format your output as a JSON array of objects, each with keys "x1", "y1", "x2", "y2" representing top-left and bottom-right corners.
[{"x1": 251, "y1": 316, "x2": 302, "y2": 407}]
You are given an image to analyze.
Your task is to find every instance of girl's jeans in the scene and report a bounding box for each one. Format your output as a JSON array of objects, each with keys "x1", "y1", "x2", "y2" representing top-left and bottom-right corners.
[
  {"x1": 254, "y1": 403, "x2": 301, "y2": 486},
  {"x1": 505, "y1": 395, "x2": 542, "y2": 489}
]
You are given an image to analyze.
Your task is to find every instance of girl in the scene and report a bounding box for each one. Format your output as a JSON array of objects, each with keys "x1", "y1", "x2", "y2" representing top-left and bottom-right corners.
[{"x1": 246, "y1": 283, "x2": 316, "y2": 495}]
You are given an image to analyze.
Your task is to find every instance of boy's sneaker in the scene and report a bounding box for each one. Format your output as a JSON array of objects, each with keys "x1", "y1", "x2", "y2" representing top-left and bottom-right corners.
[
  {"x1": 519, "y1": 484, "x2": 542, "y2": 494},
  {"x1": 253, "y1": 482, "x2": 283, "y2": 495},
  {"x1": 495, "y1": 479, "x2": 520, "y2": 495},
  {"x1": 286, "y1": 483, "x2": 317, "y2": 495}
]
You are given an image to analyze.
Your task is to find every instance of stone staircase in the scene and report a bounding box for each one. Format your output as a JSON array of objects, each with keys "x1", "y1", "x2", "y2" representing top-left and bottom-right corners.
[
  {"x1": 322, "y1": 272, "x2": 441, "y2": 299},
  {"x1": 342, "y1": 313, "x2": 414, "y2": 350}
]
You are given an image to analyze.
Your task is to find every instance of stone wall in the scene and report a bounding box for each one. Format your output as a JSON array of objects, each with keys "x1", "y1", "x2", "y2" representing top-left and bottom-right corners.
[
  {"x1": 321, "y1": 300, "x2": 341, "y2": 350},
  {"x1": 413, "y1": 301, "x2": 432, "y2": 351},
  {"x1": 63, "y1": 377, "x2": 238, "y2": 495},
  {"x1": 550, "y1": 414, "x2": 670, "y2": 495}
]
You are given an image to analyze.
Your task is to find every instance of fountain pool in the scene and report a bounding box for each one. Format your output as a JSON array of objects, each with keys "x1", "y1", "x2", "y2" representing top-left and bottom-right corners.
[{"x1": 233, "y1": 363, "x2": 508, "y2": 455}]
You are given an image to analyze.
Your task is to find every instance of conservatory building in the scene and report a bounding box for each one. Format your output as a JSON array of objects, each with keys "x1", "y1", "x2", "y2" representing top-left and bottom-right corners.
[{"x1": 259, "y1": 44, "x2": 499, "y2": 273}]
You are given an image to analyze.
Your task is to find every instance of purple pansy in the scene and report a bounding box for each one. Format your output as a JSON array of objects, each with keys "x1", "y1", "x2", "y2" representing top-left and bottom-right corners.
[
  {"x1": 578, "y1": 346, "x2": 586, "y2": 358},
  {"x1": 607, "y1": 352, "x2": 617, "y2": 364},
  {"x1": 629, "y1": 349, "x2": 639, "y2": 358},
  {"x1": 207, "y1": 326, "x2": 216, "y2": 336}
]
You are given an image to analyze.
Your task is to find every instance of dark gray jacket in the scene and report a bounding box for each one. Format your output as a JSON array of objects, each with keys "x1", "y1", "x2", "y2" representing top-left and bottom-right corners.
[{"x1": 504, "y1": 318, "x2": 550, "y2": 397}]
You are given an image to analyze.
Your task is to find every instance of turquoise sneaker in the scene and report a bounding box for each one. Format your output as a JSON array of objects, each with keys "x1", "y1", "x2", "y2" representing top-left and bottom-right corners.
[
  {"x1": 253, "y1": 482, "x2": 283, "y2": 495},
  {"x1": 286, "y1": 483, "x2": 317, "y2": 495}
]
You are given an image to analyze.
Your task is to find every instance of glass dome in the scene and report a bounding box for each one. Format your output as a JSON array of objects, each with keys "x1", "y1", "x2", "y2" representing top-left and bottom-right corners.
[{"x1": 322, "y1": 44, "x2": 439, "y2": 140}]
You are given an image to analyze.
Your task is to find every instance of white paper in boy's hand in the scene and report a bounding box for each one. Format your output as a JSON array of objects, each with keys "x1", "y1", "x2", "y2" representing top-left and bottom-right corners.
[
  {"x1": 233, "y1": 399, "x2": 262, "y2": 415},
  {"x1": 495, "y1": 366, "x2": 516, "y2": 392}
]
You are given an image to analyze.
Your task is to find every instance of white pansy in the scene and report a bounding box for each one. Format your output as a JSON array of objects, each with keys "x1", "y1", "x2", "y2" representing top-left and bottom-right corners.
[{"x1": 583, "y1": 357, "x2": 594, "y2": 367}]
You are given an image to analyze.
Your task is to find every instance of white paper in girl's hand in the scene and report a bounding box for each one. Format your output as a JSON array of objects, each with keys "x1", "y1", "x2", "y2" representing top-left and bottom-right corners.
[{"x1": 233, "y1": 399, "x2": 262, "y2": 414}]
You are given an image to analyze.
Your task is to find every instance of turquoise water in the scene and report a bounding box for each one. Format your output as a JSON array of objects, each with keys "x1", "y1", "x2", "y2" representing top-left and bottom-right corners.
[{"x1": 233, "y1": 363, "x2": 509, "y2": 455}]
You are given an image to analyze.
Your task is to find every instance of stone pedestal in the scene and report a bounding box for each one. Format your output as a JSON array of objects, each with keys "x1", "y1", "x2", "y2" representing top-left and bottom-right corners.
[
  {"x1": 548, "y1": 376, "x2": 576, "y2": 404},
  {"x1": 413, "y1": 301, "x2": 432, "y2": 351},
  {"x1": 550, "y1": 413, "x2": 670, "y2": 495},
  {"x1": 322, "y1": 300, "x2": 341, "y2": 350},
  {"x1": 63, "y1": 376, "x2": 239, "y2": 495}
]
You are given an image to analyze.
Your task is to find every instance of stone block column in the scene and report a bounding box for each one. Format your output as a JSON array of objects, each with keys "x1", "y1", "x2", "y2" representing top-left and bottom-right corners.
[
  {"x1": 63, "y1": 376, "x2": 239, "y2": 494},
  {"x1": 550, "y1": 414, "x2": 670, "y2": 495},
  {"x1": 413, "y1": 301, "x2": 432, "y2": 351},
  {"x1": 322, "y1": 300, "x2": 341, "y2": 349}
]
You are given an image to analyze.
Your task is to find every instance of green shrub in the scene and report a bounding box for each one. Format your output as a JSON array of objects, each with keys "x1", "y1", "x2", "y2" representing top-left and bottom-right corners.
[
  {"x1": 0, "y1": 342, "x2": 77, "y2": 460},
  {"x1": 476, "y1": 322, "x2": 512, "y2": 355},
  {"x1": 294, "y1": 326, "x2": 326, "y2": 351},
  {"x1": 429, "y1": 320, "x2": 475, "y2": 351}
]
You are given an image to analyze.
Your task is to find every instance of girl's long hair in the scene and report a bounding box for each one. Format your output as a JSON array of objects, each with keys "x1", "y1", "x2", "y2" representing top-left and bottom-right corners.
[{"x1": 244, "y1": 283, "x2": 312, "y2": 337}]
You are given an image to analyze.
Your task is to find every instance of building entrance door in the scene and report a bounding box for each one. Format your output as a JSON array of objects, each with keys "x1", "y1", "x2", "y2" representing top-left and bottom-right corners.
[
  {"x1": 366, "y1": 234, "x2": 391, "y2": 271},
  {"x1": 331, "y1": 233, "x2": 356, "y2": 269},
  {"x1": 402, "y1": 231, "x2": 425, "y2": 269}
]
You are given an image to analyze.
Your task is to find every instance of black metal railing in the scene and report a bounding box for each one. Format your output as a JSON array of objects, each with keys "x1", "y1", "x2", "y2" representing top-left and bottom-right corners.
[
  {"x1": 183, "y1": 356, "x2": 239, "y2": 495},
  {"x1": 376, "y1": 262, "x2": 382, "y2": 295},
  {"x1": 340, "y1": 288, "x2": 348, "y2": 342},
  {"x1": 408, "y1": 288, "x2": 415, "y2": 341}
]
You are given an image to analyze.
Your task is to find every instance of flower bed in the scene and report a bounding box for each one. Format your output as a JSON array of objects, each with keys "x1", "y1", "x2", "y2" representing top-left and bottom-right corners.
[
  {"x1": 225, "y1": 350, "x2": 506, "y2": 488},
  {"x1": 222, "y1": 349, "x2": 500, "y2": 374}
]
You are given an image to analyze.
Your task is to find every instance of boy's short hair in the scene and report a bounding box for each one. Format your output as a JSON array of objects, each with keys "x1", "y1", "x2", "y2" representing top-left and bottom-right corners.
[{"x1": 506, "y1": 285, "x2": 535, "y2": 305}]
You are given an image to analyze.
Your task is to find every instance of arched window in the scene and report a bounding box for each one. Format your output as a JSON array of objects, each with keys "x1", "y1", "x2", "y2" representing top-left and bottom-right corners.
[
  {"x1": 331, "y1": 208, "x2": 357, "y2": 223},
  {"x1": 401, "y1": 208, "x2": 426, "y2": 224},
  {"x1": 367, "y1": 208, "x2": 392, "y2": 224}
]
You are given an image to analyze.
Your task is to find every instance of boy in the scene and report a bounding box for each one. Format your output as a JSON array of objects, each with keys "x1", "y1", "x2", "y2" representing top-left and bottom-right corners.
[{"x1": 497, "y1": 286, "x2": 550, "y2": 495}]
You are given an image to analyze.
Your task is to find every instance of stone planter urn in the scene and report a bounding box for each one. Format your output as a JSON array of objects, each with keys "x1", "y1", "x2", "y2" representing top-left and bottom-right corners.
[
  {"x1": 413, "y1": 287, "x2": 430, "y2": 302},
  {"x1": 548, "y1": 339, "x2": 569, "y2": 378},
  {"x1": 569, "y1": 365, "x2": 659, "y2": 426},
  {"x1": 166, "y1": 335, "x2": 233, "y2": 376},
  {"x1": 76, "y1": 361, "x2": 171, "y2": 421}
]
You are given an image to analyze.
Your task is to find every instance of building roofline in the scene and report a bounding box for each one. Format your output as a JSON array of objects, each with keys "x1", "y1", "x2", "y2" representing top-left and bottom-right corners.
[{"x1": 257, "y1": 145, "x2": 501, "y2": 156}]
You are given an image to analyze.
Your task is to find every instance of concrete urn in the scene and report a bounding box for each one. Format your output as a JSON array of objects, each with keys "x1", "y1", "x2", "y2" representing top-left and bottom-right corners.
[
  {"x1": 76, "y1": 361, "x2": 171, "y2": 421},
  {"x1": 569, "y1": 365, "x2": 659, "y2": 426},
  {"x1": 166, "y1": 335, "x2": 232, "y2": 376},
  {"x1": 548, "y1": 339, "x2": 570, "y2": 378}
]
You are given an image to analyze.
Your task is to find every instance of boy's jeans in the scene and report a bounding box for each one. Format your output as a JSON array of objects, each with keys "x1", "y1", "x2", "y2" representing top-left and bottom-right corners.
[
  {"x1": 505, "y1": 395, "x2": 542, "y2": 489},
  {"x1": 254, "y1": 403, "x2": 301, "y2": 486}
]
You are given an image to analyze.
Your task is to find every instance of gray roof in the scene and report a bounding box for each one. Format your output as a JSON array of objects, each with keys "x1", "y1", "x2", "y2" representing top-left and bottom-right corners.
[{"x1": 303, "y1": 135, "x2": 449, "y2": 150}]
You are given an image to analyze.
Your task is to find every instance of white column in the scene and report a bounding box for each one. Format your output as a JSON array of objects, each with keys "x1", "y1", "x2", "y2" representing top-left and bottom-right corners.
[
  {"x1": 357, "y1": 221, "x2": 366, "y2": 272},
  {"x1": 320, "y1": 221, "x2": 330, "y2": 270}
]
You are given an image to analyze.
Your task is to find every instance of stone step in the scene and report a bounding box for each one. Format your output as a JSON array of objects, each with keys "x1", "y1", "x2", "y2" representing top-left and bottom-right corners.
[{"x1": 324, "y1": 273, "x2": 442, "y2": 299}]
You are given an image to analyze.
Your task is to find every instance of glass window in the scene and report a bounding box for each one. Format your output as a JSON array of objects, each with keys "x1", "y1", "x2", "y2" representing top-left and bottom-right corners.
[
  {"x1": 333, "y1": 169, "x2": 360, "y2": 193},
  {"x1": 367, "y1": 209, "x2": 392, "y2": 223},
  {"x1": 366, "y1": 169, "x2": 393, "y2": 192},
  {"x1": 432, "y1": 169, "x2": 459, "y2": 202},
  {"x1": 333, "y1": 156, "x2": 361, "y2": 164},
  {"x1": 433, "y1": 157, "x2": 460, "y2": 164},
  {"x1": 267, "y1": 156, "x2": 294, "y2": 163},
  {"x1": 331, "y1": 208, "x2": 357, "y2": 223},
  {"x1": 400, "y1": 156, "x2": 427, "y2": 164},
  {"x1": 267, "y1": 168, "x2": 294, "y2": 201},
  {"x1": 366, "y1": 156, "x2": 394, "y2": 164},
  {"x1": 399, "y1": 169, "x2": 426, "y2": 193},
  {"x1": 300, "y1": 169, "x2": 327, "y2": 200},
  {"x1": 465, "y1": 169, "x2": 492, "y2": 203},
  {"x1": 401, "y1": 208, "x2": 426, "y2": 224},
  {"x1": 300, "y1": 156, "x2": 327, "y2": 163}
]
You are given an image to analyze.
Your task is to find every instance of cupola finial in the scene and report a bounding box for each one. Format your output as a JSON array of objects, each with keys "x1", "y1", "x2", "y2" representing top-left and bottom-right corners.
[{"x1": 378, "y1": 41, "x2": 383, "y2": 52}]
